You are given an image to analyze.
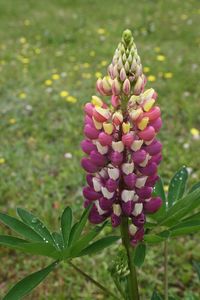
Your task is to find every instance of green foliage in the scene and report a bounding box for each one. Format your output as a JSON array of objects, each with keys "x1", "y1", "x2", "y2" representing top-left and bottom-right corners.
[
  {"x1": 145, "y1": 168, "x2": 200, "y2": 244},
  {"x1": 0, "y1": 206, "x2": 118, "y2": 299},
  {"x1": 3, "y1": 261, "x2": 57, "y2": 300},
  {"x1": 133, "y1": 243, "x2": 146, "y2": 267}
]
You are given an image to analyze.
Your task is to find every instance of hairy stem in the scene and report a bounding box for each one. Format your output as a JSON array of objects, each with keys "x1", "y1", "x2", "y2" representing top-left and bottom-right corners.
[
  {"x1": 69, "y1": 261, "x2": 119, "y2": 300},
  {"x1": 120, "y1": 216, "x2": 140, "y2": 300},
  {"x1": 164, "y1": 240, "x2": 168, "y2": 300}
]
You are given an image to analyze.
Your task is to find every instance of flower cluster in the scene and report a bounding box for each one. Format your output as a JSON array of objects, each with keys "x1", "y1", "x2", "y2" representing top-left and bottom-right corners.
[{"x1": 81, "y1": 30, "x2": 162, "y2": 246}]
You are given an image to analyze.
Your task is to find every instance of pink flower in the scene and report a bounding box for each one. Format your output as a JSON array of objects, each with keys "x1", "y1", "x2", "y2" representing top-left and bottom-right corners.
[{"x1": 81, "y1": 29, "x2": 162, "y2": 245}]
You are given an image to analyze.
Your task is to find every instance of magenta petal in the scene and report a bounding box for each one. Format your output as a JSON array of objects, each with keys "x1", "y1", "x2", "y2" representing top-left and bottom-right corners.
[
  {"x1": 136, "y1": 186, "x2": 152, "y2": 199},
  {"x1": 82, "y1": 186, "x2": 100, "y2": 200},
  {"x1": 124, "y1": 173, "x2": 136, "y2": 189},
  {"x1": 151, "y1": 117, "x2": 162, "y2": 132},
  {"x1": 145, "y1": 140, "x2": 162, "y2": 156},
  {"x1": 145, "y1": 174, "x2": 159, "y2": 187},
  {"x1": 105, "y1": 179, "x2": 118, "y2": 192},
  {"x1": 149, "y1": 153, "x2": 162, "y2": 165},
  {"x1": 110, "y1": 151, "x2": 123, "y2": 166},
  {"x1": 99, "y1": 197, "x2": 114, "y2": 210},
  {"x1": 98, "y1": 132, "x2": 113, "y2": 146},
  {"x1": 111, "y1": 214, "x2": 121, "y2": 227},
  {"x1": 89, "y1": 208, "x2": 105, "y2": 224},
  {"x1": 132, "y1": 213, "x2": 146, "y2": 227},
  {"x1": 132, "y1": 150, "x2": 147, "y2": 164},
  {"x1": 134, "y1": 227, "x2": 144, "y2": 241},
  {"x1": 90, "y1": 150, "x2": 106, "y2": 167},
  {"x1": 84, "y1": 115, "x2": 94, "y2": 126},
  {"x1": 143, "y1": 197, "x2": 162, "y2": 213},
  {"x1": 138, "y1": 126, "x2": 155, "y2": 141},
  {"x1": 86, "y1": 174, "x2": 94, "y2": 187},
  {"x1": 84, "y1": 124, "x2": 99, "y2": 140},
  {"x1": 81, "y1": 158, "x2": 99, "y2": 173},
  {"x1": 84, "y1": 103, "x2": 94, "y2": 117},
  {"x1": 140, "y1": 162, "x2": 157, "y2": 176},
  {"x1": 122, "y1": 201, "x2": 134, "y2": 216},
  {"x1": 81, "y1": 140, "x2": 96, "y2": 154}
]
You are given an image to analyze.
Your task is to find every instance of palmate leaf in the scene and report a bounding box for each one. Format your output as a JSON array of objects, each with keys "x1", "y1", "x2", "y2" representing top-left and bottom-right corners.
[
  {"x1": 168, "y1": 166, "x2": 188, "y2": 208},
  {"x1": 0, "y1": 213, "x2": 43, "y2": 242},
  {"x1": 79, "y1": 236, "x2": 119, "y2": 256},
  {"x1": 158, "y1": 187, "x2": 200, "y2": 227},
  {"x1": 61, "y1": 207, "x2": 72, "y2": 248},
  {"x1": 52, "y1": 232, "x2": 64, "y2": 250},
  {"x1": 189, "y1": 182, "x2": 200, "y2": 193},
  {"x1": 17, "y1": 208, "x2": 55, "y2": 246},
  {"x1": 3, "y1": 261, "x2": 57, "y2": 300},
  {"x1": 0, "y1": 235, "x2": 60, "y2": 259},
  {"x1": 133, "y1": 243, "x2": 146, "y2": 267},
  {"x1": 144, "y1": 234, "x2": 166, "y2": 244},
  {"x1": 151, "y1": 178, "x2": 167, "y2": 221},
  {"x1": 68, "y1": 205, "x2": 91, "y2": 246}
]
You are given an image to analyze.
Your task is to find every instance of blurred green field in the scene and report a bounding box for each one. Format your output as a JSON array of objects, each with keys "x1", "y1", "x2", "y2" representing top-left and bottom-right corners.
[{"x1": 0, "y1": 0, "x2": 200, "y2": 299}]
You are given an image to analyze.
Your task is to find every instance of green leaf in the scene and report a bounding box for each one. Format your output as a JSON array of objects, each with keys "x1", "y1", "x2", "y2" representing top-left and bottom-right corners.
[
  {"x1": 151, "y1": 290, "x2": 163, "y2": 300},
  {"x1": 151, "y1": 178, "x2": 167, "y2": 221},
  {"x1": 69, "y1": 205, "x2": 91, "y2": 245},
  {"x1": 52, "y1": 232, "x2": 64, "y2": 250},
  {"x1": 189, "y1": 182, "x2": 200, "y2": 194},
  {"x1": 144, "y1": 234, "x2": 166, "y2": 244},
  {"x1": 68, "y1": 222, "x2": 108, "y2": 258},
  {"x1": 79, "y1": 236, "x2": 119, "y2": 256},
  {"x1": 170, "y1": 225, "x2": 200, "y2": 237},
  {"x1": 68, "y1": 222, "x2": 79, "y2": 246},
  {"x1": 17, "y1": 208, "x2": 55, "y2": 245},
  {"x1": 168, "y1": 166, "x2": 188, "y2": 207},
  {"x1": 133, "y1": 243, "x2": 146, "y2": 267},
  {"x1": 3, "y1": 261, "x2": 57, "y2": 300},
  {"x1": 159, "y1": 187, "x2": 200, "y2": 227},
  {"x1": 0, "y1": 235, "x2": 29, "y2": 248},
  {"x1": 61, "y1": 207, "x2": 72, "y2": 248},
  {"x1": 0, "y1": 235, "x2": 60, "y2": 258},
  {"x1": 193, "y1": 261, "x2": 200, "y2": 280},
  {"x1": 0, "y1": 213, "x2": 43, "y2": 242}
]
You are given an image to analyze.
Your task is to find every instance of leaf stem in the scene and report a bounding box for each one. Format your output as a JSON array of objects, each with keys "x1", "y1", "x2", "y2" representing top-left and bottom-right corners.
[
  {"x1": 164, "y1": 240, "x2": 168, "y2": 300},
  {"x1": 69, "y1": 261, "x2": 120, "y2": 300},
  {"x1": 120, "y1": 216, "x2": 139, "y2": 300}
]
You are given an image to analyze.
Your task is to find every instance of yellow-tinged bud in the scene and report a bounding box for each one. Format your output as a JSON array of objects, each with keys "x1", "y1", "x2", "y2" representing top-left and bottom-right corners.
[
  {"x1": 138, "y1": 117, "x2": 149, "y2": 130},
  {"x1": 122, "y1": 122, "x2": 131, "y2": 134},
  {"x1": 103, "y1": 123, "x2": 114, "y2": 134},
  {"x1": 93, "y1": 117, "x2": 103, "y2": 129},
  {"x1": 129, "y1": 108, "x2": 142, "y2": 121},
  {"x1": 142, "y1": 88, "x2": 155, "y2": 101},
  {"x1": 91, "y1": 95, "x2": 103, "y2": 107},
  {"x1": 143, "y1": 99, "x2": 155, "y2": 112}
]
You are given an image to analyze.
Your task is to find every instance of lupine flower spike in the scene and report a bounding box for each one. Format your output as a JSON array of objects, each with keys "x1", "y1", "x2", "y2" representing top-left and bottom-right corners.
[{"x1": 81, "y1": 29, "x2": 162, "y2": 246}]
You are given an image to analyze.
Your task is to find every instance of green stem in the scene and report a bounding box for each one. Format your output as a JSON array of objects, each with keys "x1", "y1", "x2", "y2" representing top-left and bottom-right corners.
[
  {"x1": 164, "y1": 240, "x2": 168, "y2": 300},
  {"x1": 69, "y1": 261, "x2": 120, "y2": 300},
  {"x1": 120, "y1": 216, "x2": 139, "y2": 300}
]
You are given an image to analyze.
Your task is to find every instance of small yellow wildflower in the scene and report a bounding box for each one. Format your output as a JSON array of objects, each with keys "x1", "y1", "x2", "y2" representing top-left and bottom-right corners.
[
  {"x1": 24, "y1": 19, "x2": 30, "y2": 26},
  {"x1": 66, "y1": 96, "x2": 77, "y2": 103},
  {"x1": 148, "y1": 75, "x2": 156, "y2": 82},
  {"x1": 22, "y1": 58, "x2": 29, "y2": 64},
  {"x1": 35, "y1": 48, "x2": 41, "y2": 54},
  {"x1": 60, "y1": 91, "x2": 69, "y2": 98},
  {"x1": 73, "y1": 65, "x2": 79, "y2": 71},
  {"x1": 0, "y1": 158, "x2": 5, "y2": 165},
  {"x1": 181, "y1": 14, "x2": 188, "y2": 20},
  {"x1": 164, "y1": 72, "x2": 173, "y2": 79},
  {"x1": 97, "y1": 28, "x2": 106, "y2": 35},
  {"x1": 164, "y1": 185, "x2": 169, "y2": 192},
  {"x1": 95, "y1": 71, "x2": 102, "y2": 78},
  {"x1": 19, "y1": 37, "x2": 26, "y2": 44},
  {"x1": 190, "y1": 128, "x2": 199, "y2": 139},
  {"x1": 52, "y1": 74, "x2": 60, "y2": 80},
  {"x1": 9, "y1": 118, "x2": 16, "y2": 125},
  {"x1": 156, "y1": 55, "x2": 166, "y2": 62},
  {"x1": 143, "y1": 66, "x2": 150, "y2": 73},
  {"x1": 82, "y1": 63, "x2": 90, "y2": 68},
  {"x1": 19, "y1": 92, "x2": 27, "y2": 99},
  {"x1": 82, "y1": 73, "x2": 92, "y2": 79},
  {"x1": 100, "y1": 60, "x2": 108, "y2": 67},
  {"x1": 154, "y1": 47, "x2": 161, "y2": 53},
  {"x1": 89, "y1": 51, "x2": 96, "y2": 57},
  {"x1": 44, "y1": 79, "x2": 53, "y2": 86}
]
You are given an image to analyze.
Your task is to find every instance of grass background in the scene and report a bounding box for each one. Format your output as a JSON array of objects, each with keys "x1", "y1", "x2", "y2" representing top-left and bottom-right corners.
[{"x1": 0, "y1": 0, "x2": 200, "y2": 299}]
